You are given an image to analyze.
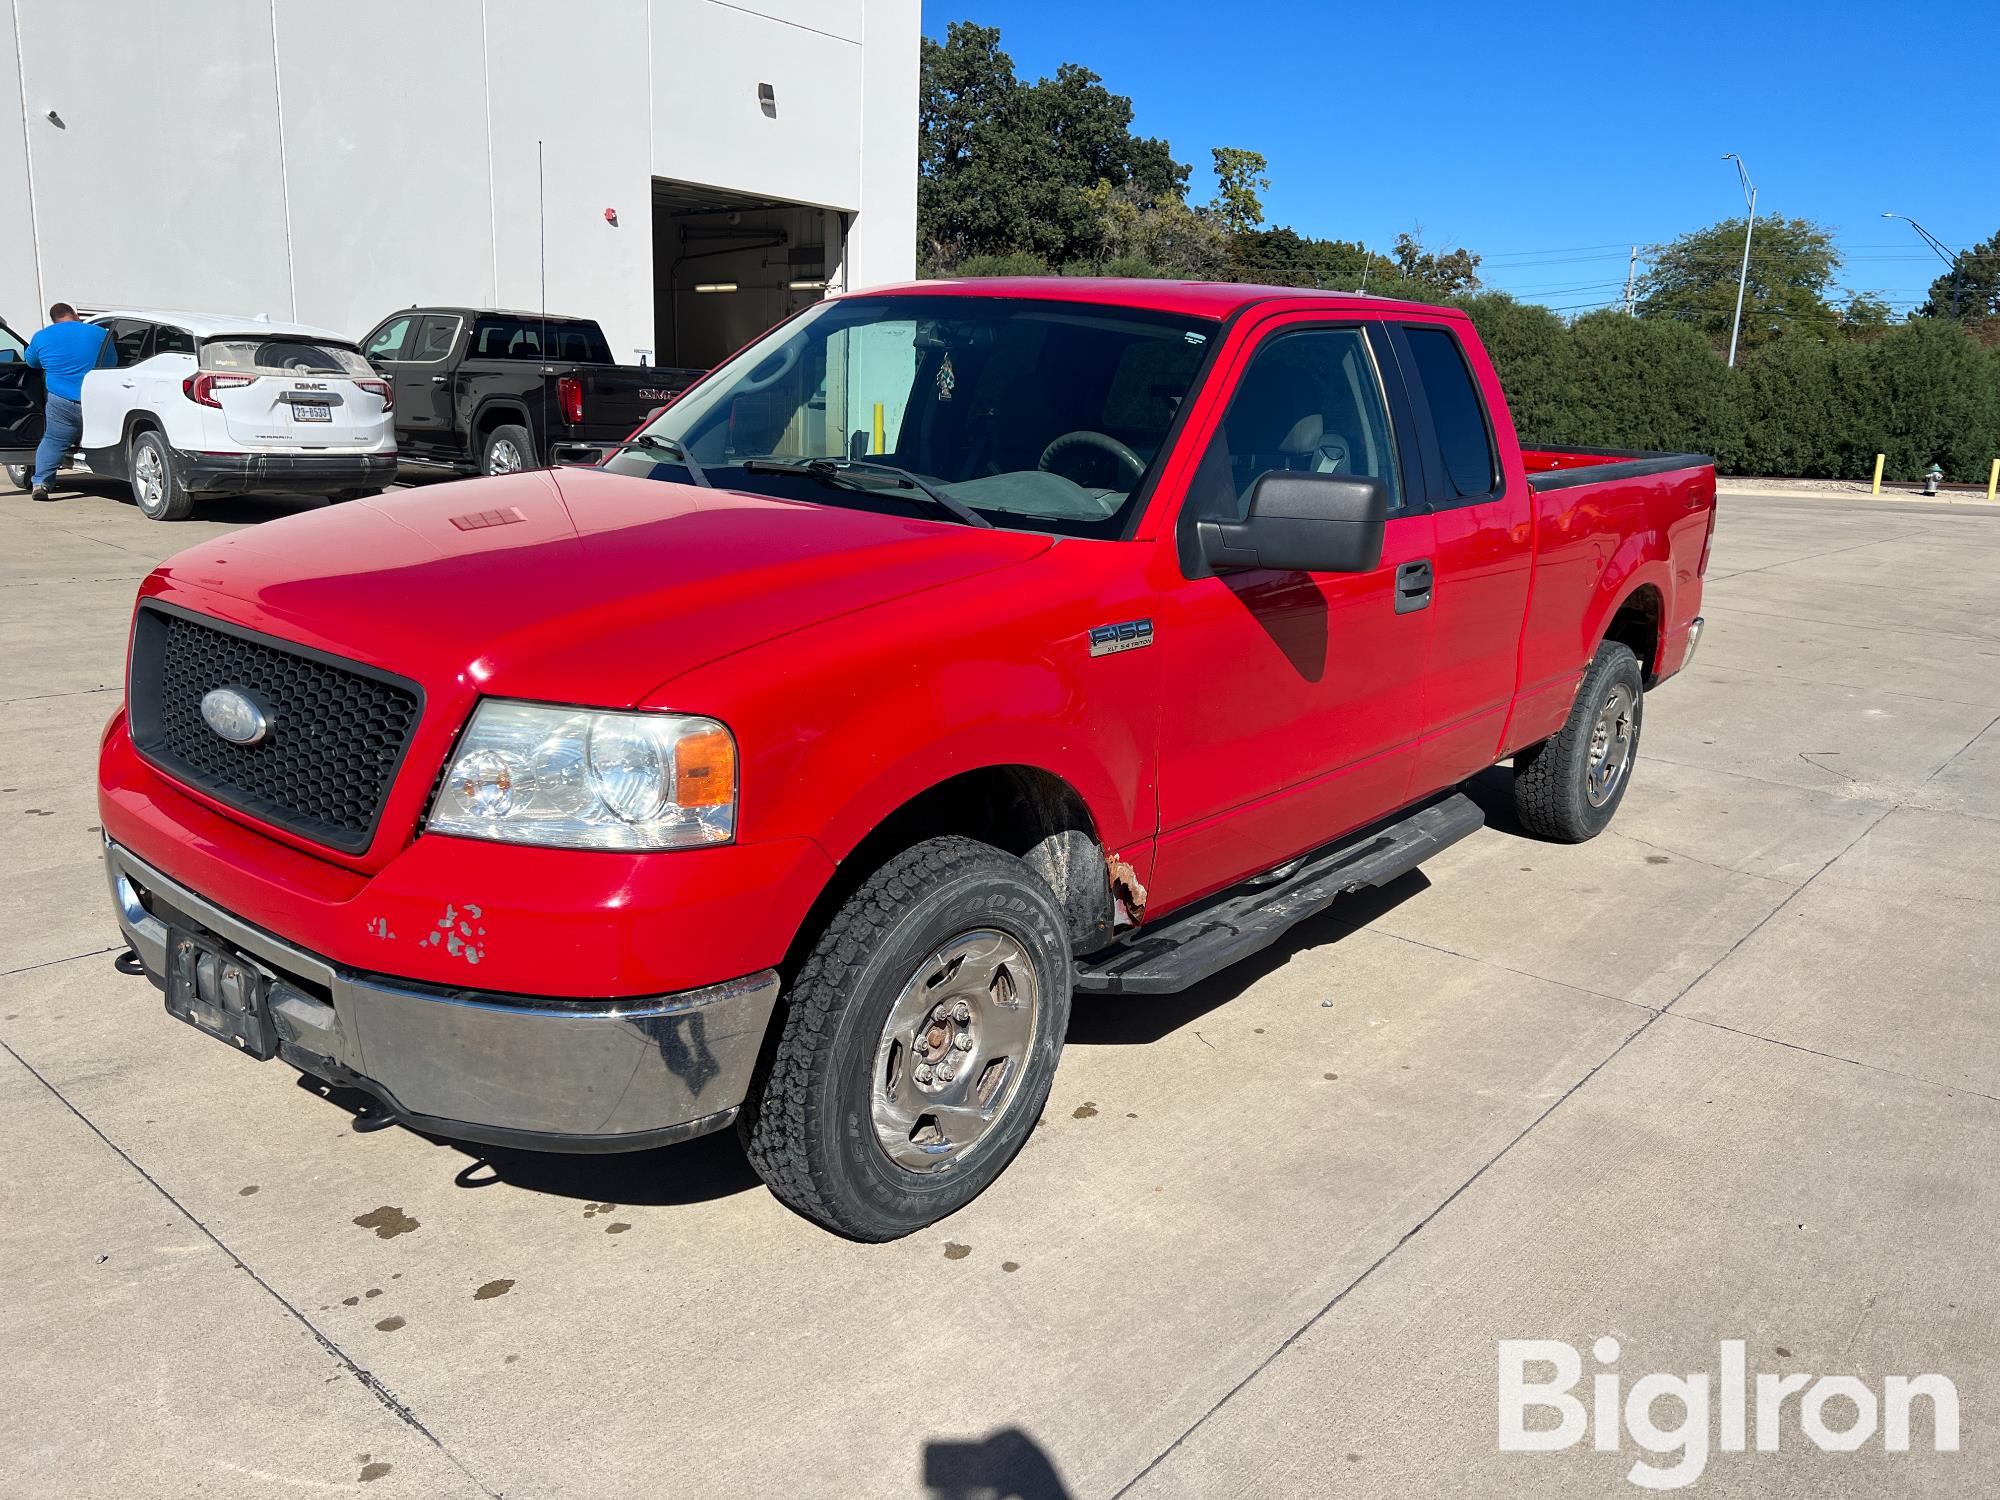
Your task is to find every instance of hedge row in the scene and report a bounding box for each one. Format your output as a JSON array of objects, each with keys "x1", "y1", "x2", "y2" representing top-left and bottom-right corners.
[{"x1": 1461, "y1": 297, "x2": 2000, "y2": 483}]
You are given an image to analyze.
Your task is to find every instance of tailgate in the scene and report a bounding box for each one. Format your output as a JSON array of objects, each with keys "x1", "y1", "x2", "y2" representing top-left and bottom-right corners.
[
  {"x1": 200, "y1": 335, "x2": 393, "y2": 452},
  {"x1": 573, "y1": 365, "x2": 707, "y2": 439}
]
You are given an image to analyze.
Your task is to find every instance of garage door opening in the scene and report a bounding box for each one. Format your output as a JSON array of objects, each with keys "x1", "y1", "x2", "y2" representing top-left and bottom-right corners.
[{"x1": 651, "y1": 182, "x2": 842, "y2": 372}]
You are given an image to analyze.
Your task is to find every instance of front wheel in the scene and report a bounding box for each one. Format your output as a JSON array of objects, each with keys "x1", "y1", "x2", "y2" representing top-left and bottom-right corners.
[
  {"x1": 1512, "y1": 640, "x2": 1644, "y2": 842},
  {"x1": 739, "y1": 836, "x2": 1073, "y2": 1240},
  {"x1": 129, "y1": 431, "x2": 194, "y2": 521}
]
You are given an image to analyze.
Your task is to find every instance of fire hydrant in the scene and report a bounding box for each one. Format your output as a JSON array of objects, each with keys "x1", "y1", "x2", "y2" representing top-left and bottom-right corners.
[{"x1": 1923, "y1": 464, "x2": 1944, "y2": 496}]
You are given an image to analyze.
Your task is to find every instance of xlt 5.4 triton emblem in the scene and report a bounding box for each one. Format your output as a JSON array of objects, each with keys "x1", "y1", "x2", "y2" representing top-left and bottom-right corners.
[{"x1": 1088, "y1": 619, "x2": 1154, "y2": 657}]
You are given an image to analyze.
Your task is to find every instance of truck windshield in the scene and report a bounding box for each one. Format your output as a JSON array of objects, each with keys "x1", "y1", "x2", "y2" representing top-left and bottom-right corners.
[{"x1": 605, "y1": 295, "x2": 1217, "y2": 537}]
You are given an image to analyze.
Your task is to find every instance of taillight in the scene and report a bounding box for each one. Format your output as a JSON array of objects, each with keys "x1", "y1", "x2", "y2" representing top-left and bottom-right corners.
[
  {"x1": 557, "y1": 375, "x2": 583, "y2": 425},
  {"x1": 356, "y1": 377, "x2": 394, "y2": 413},
  {"x1": 182, "y1": 371, "x2": 255, "y2": 407}
]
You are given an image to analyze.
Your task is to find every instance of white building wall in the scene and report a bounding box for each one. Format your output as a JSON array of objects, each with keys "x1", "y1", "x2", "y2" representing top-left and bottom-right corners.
[{"x1": 1, "y1": 0, "x2": 917, "y2": 358}]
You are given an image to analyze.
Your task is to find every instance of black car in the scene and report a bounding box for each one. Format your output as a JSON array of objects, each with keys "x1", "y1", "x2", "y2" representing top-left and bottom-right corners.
[
  {"x1": 359, "y1": 308, "x2": 704, "y2": 477},
  {"x1": 0, "y1": 315, "x2": 46, "y2": 490}
]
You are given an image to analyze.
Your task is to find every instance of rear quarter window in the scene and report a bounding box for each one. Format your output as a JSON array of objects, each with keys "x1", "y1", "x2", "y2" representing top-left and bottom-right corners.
[{"x1": 1404, "y1": 325, "x2": 1499, "y2": 501}]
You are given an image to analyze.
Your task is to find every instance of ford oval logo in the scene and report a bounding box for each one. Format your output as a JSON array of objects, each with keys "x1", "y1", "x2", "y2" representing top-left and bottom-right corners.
[{"x1": 200, "y1": 687, "x2": 269, "y2": 746}]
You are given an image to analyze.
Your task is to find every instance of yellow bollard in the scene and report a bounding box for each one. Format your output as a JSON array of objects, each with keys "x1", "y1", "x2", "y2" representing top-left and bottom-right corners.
[
  {"x1": 872, "y1": 403, "x2": 884, "y2": 456},
  {"x1": 1988, "y1": 459, "x2": 1998, "y2": 502},
  {"x1": 1871, "y1": 453, "x2": 1885, "y2": 495}
]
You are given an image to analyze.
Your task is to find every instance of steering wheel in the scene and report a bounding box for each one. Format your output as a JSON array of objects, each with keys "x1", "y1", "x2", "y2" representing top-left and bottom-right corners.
[{"x1": 1038, "y1": 430, "x2": 1145, "y2": 488}]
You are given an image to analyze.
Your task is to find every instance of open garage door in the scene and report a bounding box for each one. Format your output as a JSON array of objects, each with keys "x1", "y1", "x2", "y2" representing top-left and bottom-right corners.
[{"x1": 651, "y1": 181, "x2": 841, "y2": 371}]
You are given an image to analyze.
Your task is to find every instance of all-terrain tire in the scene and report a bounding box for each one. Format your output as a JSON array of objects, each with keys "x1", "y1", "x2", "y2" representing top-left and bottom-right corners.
[
  {"x1": 1512, "y1": 640, "x2": 1644, "y2": 842},
  {"x1": 739, "y1": 836, "x2": 1073, "y2": 1241}
]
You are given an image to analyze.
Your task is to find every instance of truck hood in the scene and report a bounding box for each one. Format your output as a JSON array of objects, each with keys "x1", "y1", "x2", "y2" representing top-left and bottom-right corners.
[{"x1": 145, "y1": 467, "x2": 1054, "y2": 708}]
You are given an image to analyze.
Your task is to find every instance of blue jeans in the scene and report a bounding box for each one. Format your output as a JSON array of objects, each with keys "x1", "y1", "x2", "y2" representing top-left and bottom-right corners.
[{"x1": 33, "y1": 392, "x2": 82, "y2": 488}]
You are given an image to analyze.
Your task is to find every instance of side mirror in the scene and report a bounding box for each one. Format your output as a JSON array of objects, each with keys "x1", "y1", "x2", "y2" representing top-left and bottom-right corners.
[
  {"x1": 549, "y1": 441, "x2": 605, "y2": 467},
  {"x1": 1198, "y1": 471, "x2": 1389, "y2": 574}
]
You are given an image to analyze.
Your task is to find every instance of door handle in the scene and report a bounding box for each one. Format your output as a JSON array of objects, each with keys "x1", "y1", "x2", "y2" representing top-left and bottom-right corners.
[
  {"x1": 1395, "y1": 559, "x2": 1434, "y2": 614},
  {"x1": 120, "y1": 380, "x2": 136, "y2": 388},
  {"x1": 430, "y1": 375, "x2": 447, "y2": 384}
]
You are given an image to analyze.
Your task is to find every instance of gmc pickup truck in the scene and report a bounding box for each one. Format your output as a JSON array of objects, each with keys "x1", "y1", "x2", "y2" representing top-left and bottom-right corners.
[
  {"x1": 100, "y1": 279, "x2": 1713, "y2": 1240},
  {"x1": 358, "y1": 307, "x2": 703, "y2": 476}
]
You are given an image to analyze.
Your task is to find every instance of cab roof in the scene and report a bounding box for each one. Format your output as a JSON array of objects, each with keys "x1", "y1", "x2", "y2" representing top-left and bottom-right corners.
[{"x1": 841, "y1": 276, "x2": 1468, "y2": 322}]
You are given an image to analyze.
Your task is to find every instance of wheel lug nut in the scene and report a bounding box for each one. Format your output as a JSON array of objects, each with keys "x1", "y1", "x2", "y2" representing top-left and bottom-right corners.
[
  {"x1": 914, "y1": 1063, "x2": 933, "y2": 1084},
  {"x1": 954, "y1": 1031, "x2": 972, "y2": 1051},
  {"x1": 938, "y1": 1062, "x2": 956, "y2": 1083},
  {"x1": 952, "y1": 1001, "x2": 971, "y2": 1023}
]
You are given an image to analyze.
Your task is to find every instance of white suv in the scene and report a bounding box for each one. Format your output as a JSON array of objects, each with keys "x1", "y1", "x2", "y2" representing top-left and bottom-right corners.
[{"x1": 67, "y1": 310, "x2": 397, "y2": 520}]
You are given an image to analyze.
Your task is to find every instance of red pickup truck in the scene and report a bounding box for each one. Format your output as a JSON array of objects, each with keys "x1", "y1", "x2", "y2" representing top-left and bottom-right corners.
[{"x1": 99, "y1": 279, "x2": 1713, "y2": 1239}]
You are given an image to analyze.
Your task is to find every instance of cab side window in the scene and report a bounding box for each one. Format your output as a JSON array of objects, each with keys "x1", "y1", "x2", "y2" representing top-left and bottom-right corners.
[
  {"x1": 102, "y1": 319, "x2": 153, "y2": 368},
  {"x1": 1403, "y1": 325, "x2": 1499, "y2": 501},
  {"x1": 406, "y1": 315, "x2": 460, "y2": 363},
  {"x1": 154, "y1": 325, "x2": 195, "y2": 358},
  {"x1": 364, "y1": 316, "x2": 413, "y2": 361},
  {"x1": 1185, "y1": 324, "x2": 1401, "y2": 523}
]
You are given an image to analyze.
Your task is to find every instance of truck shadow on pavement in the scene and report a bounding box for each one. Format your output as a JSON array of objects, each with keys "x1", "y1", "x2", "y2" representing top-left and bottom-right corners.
[
  {"x1": 300, "y1": 1076, "x2": 764, "y2": 1207},
  {"x1": 1064, "y1": 871, "x2": 1430, "y2": 1048}
]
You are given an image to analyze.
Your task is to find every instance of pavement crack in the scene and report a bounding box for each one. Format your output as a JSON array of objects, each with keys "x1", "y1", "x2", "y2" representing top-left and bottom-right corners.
[
  {"x1": 1, "y1": 944, "x2": 122, "y2": 979},
  {"x1": 1655, "y1": 1010, "x2": 2000, "y2": 1107},
  {"x1": 0, "y1": 1038, "x2": 502, "y2": 1500}
]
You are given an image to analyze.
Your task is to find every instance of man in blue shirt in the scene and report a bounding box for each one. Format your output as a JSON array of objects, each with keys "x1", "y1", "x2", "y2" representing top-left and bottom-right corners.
[{"x1": 24, "y1": 303, "x2": 112, "y2": 502}]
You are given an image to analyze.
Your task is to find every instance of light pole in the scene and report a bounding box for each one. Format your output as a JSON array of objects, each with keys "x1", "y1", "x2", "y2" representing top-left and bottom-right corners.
[
  {"x1": 1722, "y1": 153, "x2": 1756, "y2": 367},
  {"x1": 1881, "y1": 213, "x2": 1965, "y2": 317}
]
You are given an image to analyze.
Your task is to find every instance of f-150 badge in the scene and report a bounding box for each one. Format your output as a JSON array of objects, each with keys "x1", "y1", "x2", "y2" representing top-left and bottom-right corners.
[{"x1": 1088, "y1": 619, "x2": 1154, "y2": 656}]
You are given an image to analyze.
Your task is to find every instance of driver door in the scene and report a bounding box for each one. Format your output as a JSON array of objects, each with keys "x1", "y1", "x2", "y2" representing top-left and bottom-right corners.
[
  {"x1": 0, "y1": 319, "x2": 46, "y2": 467},
  {"x1": 1149, "y1": 315, "x2": 1437, "y2": 912}
]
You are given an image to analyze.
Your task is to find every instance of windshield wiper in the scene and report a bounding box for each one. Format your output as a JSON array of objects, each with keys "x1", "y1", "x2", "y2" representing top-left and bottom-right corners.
[
  {"x1": 741, "y1": 457, "x2": 991, "y2": 528},
  {"x1": 617, "y1": 434, "x2": 711, "y2": 487}
]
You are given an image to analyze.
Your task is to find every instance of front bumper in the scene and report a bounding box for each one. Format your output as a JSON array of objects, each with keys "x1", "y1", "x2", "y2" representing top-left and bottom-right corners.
[
  {"x1": 106, "y1": 838, "x2": 782, "y2": 1153},
  {"x1": 176, "y1": 451, "x2": 398, "y2": 497}
]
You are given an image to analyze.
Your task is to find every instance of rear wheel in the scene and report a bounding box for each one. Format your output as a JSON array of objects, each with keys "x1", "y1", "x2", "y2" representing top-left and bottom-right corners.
[
  {"x1": 481, "y1": 424, "x2": 534, "y2": 476},
  {"x1": 1513, "y1": 640, "x2": 1644, "y2": 842},
  {"x1": 129, "y1": 431, "x2": 193, "y2": 521},
  {"x1": 3, "y1": 463, "x2": 27, "y2": 493},
  {"x1": 739, "y1": 836, "x2": 1073, "y2": 1240}
]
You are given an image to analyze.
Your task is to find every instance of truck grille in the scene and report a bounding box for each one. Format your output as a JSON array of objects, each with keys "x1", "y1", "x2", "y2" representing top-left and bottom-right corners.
[{"x1": 127, "y1": 603, "x2": 423, "y2": 855}]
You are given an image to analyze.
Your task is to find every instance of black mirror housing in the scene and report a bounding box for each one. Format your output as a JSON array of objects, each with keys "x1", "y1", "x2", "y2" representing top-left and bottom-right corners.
[
  {"x1": 549, "y1": 441, "x2": 604, "y2": 467},
  {"x1": 1198, "y1": 471, "x2": 1389, "y2": 574}
]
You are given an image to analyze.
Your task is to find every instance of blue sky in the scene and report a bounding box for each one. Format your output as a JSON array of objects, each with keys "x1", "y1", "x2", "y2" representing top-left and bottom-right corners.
[{"x1": 919, "y1": 1, "x2": 1997, "y2": 315}]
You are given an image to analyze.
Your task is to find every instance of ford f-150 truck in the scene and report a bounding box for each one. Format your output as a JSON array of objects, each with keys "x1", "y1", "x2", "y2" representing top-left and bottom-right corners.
[{"x1": 100, "y1": 279, "x2": 1713, "y2": 1240}]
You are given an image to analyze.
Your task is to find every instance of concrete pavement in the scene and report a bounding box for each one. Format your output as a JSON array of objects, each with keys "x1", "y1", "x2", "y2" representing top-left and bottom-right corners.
[{"x1": 2, "y1": 480, "x2": 1994, "y2": 1497}]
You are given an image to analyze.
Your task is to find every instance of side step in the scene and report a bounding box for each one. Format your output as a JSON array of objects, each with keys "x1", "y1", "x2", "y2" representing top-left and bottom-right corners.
[{"x1": 1074, "y1": 792, "x2": 1484, "y2": 996}]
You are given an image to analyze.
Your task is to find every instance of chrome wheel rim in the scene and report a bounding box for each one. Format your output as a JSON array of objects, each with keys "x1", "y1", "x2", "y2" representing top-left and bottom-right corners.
[
  {"x1": 133, "y1": 445, "x2": 164, "y2": 510},
  {"x1": 487, "y1": 438, "x2": 524, "y2": 474},
  {"x1": 1585, "y1": 682, "x2": 1636, "y2": 807},
  {"x1": 871, "y1": 929, "x2": 1040, "y2": 1173}
]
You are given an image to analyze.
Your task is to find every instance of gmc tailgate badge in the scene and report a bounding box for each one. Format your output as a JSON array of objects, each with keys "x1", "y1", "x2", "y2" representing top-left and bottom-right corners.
[
  {"x1": 1089, "y1": 619, "x2": 1154, "y2": 657},
  {"x1": 200, "y1": 686, "x2": 270, "y2": 745}
]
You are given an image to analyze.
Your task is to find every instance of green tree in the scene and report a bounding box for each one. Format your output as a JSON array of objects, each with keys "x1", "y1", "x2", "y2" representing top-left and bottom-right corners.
[
  {"x1": 1459, "y1": 294, "x2": 1577, "y2": 445},
  {"x1": 918, "y1": 23, "x2": 1188, "y2": 273},
  {"x1": 1838, "y1": 292, "x2": 1896, "y2": 342},
  {"x1": 1917, "y1": 229, "x2": 2000, "y2": 347},
  {"x1": 1393, "y1": 230, "x2": 1482, "y2": 296},
  {"x1": 1228, "y1": 227, "x2": 1396, "y2": 290},
  {"x1": 1636, "y1": 216, "x2": 1840, "y2": 353},
  {"x1": 1080, "y1": 181, "x2": 1230, "y2": 279},
  {"x1": 1566, "y1": 311, "x2": 1746, "y2": 469},
  {"x1": 1207, "y1": 147, "x2": 1269, "y2": 238}
]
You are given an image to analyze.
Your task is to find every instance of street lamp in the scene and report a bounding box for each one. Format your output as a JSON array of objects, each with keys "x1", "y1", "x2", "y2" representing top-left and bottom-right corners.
[
  {"x1": 1721, "y1": 153, "x2": 1756, "y2": 367},
  {"x1": 1881, "y1": 212, "x2": 1965, "y2": 318}
]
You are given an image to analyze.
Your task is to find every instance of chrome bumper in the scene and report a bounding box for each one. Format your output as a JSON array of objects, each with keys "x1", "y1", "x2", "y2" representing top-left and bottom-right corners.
[
  {"x1": 1684, "y1": 615, "x2": 1705, "y2": 670},
  {"x1": 105, "y1": 839, "x2": 781, "y2": 1153}
]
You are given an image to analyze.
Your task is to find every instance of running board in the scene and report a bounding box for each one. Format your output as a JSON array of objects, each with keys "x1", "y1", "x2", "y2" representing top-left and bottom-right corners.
[{"x1": 1073, "y1": 792, "x2": 1484, "y2": 996}]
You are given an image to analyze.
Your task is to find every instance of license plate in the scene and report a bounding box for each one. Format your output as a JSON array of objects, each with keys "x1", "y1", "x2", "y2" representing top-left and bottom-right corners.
[
  {"x1": 165, "y1": 928, "x2": 279, "y2": 1060},
  {"x1": 290, "y1": 402, "x2": 332, "y2": 422}
]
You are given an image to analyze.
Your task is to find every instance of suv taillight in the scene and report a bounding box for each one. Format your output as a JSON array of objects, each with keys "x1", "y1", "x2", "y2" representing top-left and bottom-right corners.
[
  {"x1": 557, "y1": 375, "x2": 584, "y2": 425},
  {"x1": 356, "y1": 377, "x2": 394, "y2": 413},
  {"x1": 182, "y1": 371, "x2": 255, "y2": 407}
]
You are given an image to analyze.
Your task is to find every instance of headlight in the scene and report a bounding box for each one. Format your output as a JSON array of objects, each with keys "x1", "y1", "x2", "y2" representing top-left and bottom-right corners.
[{"x1": 427, "y1": 700, "x2": 736, "y2": 850}]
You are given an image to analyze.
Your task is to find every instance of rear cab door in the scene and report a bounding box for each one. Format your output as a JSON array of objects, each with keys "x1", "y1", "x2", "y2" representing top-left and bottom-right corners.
[
  {"x1": 0, "y1": 318, "x2": 45, "y2": 465},
  {"x1": 1149, "y1": 307, "x2": 1438, "y2": 911},
  {"x1": 79, "y1": 318, "x2": 154, "y2": 450},
  {"x1": 1382, "y1": 316, "x2": 1536, "y2": 797}
]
